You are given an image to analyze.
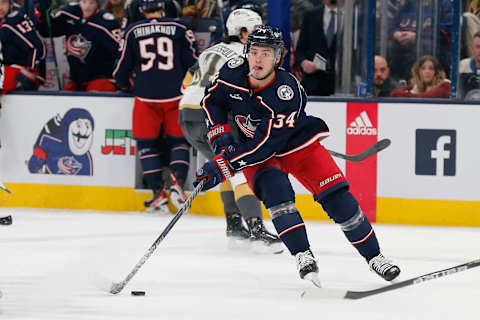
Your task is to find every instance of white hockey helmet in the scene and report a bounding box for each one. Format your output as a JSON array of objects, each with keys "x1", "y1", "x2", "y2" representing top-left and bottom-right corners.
[{"x1": 226, "y1": 8, "x2": 263, "y2": 37}]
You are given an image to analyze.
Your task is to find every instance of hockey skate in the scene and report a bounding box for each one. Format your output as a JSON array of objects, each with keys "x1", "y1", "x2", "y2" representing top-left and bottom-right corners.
[
  {"x1": 368, "y1": 253, "x2": 401, "y2": 281},
  {"x1": 226, "y1": 213, "x2": 251, "y2": 249},
  {"x1": 247, "y1": 218, "x2": 284, "y2": 254},
  {"x1": 0, "y1": 215, "x2": 12, "y2": 225},
  {"x1": 144, "y1": 187, "x2": 169, "y2": 214},
  {"x1": 295, "y1": 249, "x2": 321, "y2": 287},
  {"x1": 169, "y1": 173, "x2": 187, "y2": 212}
]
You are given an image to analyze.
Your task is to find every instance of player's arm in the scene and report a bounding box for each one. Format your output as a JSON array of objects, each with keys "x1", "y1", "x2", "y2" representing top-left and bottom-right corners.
[
  {"x1": 36, "y1": 4, "x2": 71, "y2": 37},
  {"x1": 201, "y1": 72, "x2": 234, "y2": 155},
  {"x1": 97, "y1": 17, "x2": 122, "y2": 57},
  {"x1": 180, "y1": 27, "x2": 198, "y2": 71},
  {"x1": 112, "y1": 28, "x2": 135, "y2": 91}
]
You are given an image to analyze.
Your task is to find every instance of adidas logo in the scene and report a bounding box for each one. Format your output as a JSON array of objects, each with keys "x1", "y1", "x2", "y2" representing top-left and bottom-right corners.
[{"x1": 347, "y1": 111, "x2": 377, "y2": 136}]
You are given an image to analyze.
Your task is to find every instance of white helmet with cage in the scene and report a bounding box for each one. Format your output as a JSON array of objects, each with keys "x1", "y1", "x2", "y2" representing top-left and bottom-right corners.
[{"x1": 226, "y1": 8, "x2": 262, "y2": 37}]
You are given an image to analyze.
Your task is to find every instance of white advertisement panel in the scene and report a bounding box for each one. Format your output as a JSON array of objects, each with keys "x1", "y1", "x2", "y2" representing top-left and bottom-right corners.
[
  {"x1": 0, "y1": 94, "x2": 136, "y2": 187},
  {"x1": 378, "y1": 103, "x2": 480, "y2": 201}
]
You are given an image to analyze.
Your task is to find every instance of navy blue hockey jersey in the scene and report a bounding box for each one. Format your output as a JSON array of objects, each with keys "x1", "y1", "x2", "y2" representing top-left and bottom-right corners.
[
  {"x1": 113, "y1": 17, "x2": 198, "y2": 100},
  {"x1": 0, "y1": 6, "x2": 45, "y2": 70},
  {"x1": 38, "y1": 4, "x2": 121, "y2": 82},
  {"x1": 201, "y1": 57, "x2": 330, "y2": 171}
]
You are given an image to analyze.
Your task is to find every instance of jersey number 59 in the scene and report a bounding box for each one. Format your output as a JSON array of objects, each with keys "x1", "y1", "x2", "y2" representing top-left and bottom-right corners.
[{"x1": 139, "y1": 36, "x2": 173, "y2": 72}]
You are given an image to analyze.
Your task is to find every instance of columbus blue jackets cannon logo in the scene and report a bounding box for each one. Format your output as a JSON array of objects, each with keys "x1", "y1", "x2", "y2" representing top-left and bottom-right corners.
[
  {"x1": 27, "y1": 108, "x2": 95, "y2": 176},
  {"x1": 235, "y1": 114, "x2": 260, "y2": 138},
  {"x1": 67, "y1": 34, "x2": 92, "y2": 62}
]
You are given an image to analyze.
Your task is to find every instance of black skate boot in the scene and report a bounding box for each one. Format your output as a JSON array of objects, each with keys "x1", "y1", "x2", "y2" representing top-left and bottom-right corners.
[
  {"x1": 295, "y1": 249, "x2": 321, "y2": 287},
  {"x1": 0, "y1": 215, "x2": 12, "y2": 225},
  {"x1": 226, "y1": 213, "x2": 250, "y2": 240},
  {"x1": 246, "y1": 218, "x2": 284, "y2": 254},
  {"x1": 144, "y1": 187, "x2": 169, "y2": 214},
  {"x1": 368, "y1": 253, "x2": 401, "y2": 281}
]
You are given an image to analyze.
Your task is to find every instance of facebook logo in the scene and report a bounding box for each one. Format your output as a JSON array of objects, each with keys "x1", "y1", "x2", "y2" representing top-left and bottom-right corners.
[{"x1": 415, "y1": 129, "x2": 456, "y2": 176}]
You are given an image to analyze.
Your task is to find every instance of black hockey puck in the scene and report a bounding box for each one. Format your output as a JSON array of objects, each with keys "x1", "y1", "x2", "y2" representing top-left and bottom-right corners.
[
  {"x1": 131, "y1": 291, "x2": 146, "y2": 296},
  {"x1": 0, "y1": 215, "x2": 12, "y2": 225}
]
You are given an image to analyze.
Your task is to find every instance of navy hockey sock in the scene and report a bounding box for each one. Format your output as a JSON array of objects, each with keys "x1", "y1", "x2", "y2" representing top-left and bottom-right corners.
[
  {"x1": 269, "y1": 201, "x2": 310, "y2": 255},
  {"x1": 167, "y1": 136, "x2": 190, "y2": 184},
  {"x1": 320, "y1": 189, "x2": 380, "y2": 261},
  {"x1": 137, "y1": 139, "x2": 165, "y2": 190}
]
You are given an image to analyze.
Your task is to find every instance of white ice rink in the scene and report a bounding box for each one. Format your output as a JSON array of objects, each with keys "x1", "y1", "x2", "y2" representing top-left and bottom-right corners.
[{"x1": 0, "y1": 208, "x2": 478, "y2": 320}]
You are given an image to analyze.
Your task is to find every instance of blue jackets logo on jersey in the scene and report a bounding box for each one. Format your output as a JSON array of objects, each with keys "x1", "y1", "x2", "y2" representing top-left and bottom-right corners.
[
  {"x1": 67, "y1": 34, "x2": 92, "y2": 62},
  {"x1": 277, "y1": 85, "x2": 294, "y2": 100},
  {"x1": 235, "y1": 114, "x2": 260, "y2": 138},
  {"x1": 27, "y1": 108, "x2": 95, "y2": 176}
]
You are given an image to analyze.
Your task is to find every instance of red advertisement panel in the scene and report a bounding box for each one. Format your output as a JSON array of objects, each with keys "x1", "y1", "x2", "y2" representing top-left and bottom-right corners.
[{"x1": 346, "y1": 103, "x2": 378, "y2": 222}]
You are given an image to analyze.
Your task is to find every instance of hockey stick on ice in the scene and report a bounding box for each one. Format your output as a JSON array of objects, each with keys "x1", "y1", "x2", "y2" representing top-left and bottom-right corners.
[
  {"x1": 327, "y1": 138, "x2": 391, "y2": 162},
  {"x1": 108, "y1": 179, "x2": 206, "y2": 294},
  {"x1": 301, "y1": 258, "x2": 480, "y2": 300}
]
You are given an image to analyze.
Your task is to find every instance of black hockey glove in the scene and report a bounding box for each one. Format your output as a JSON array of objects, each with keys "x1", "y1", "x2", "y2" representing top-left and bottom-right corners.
[
  {"x1": 16, "y1": 71, "x2": 38, "y2": 91},
  {"x1": 207, "y1": 124, "x2": 237, "y2": 155},
  {"x1": 194, "y1": 154, "x2": 234, "y2": 191}
]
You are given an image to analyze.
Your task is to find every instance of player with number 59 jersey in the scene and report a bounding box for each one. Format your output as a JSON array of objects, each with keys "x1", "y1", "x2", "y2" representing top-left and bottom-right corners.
[{"x1": 113, "y1": 9, "x2": 198, "y2": 99}]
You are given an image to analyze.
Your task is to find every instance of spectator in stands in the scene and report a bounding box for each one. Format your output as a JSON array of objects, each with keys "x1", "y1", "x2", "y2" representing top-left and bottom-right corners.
[
  {"x1": 37, "y1": 0, "x2": 121, "y2": 92},
  {"x1": 103, "y1": 0, "x2": 126, "y2": 28},
  {"x1": 388, "y1": 0, "x2": 452, "y2": 81},
  {"x1": 390, "y1": 55, "x2": 450, "y2": 98},
  {"x1": 459, "y1": 31, "x2": 480, "y2": 99},
  {"x1": 373, "y1": 55, "x2": 399, "y2": 97},
  {"x1": 0, "y1": 0, "x2": 46, "y2": 95},
  {"x1": 295, "y1": 0, "x2": 339, "y2": 96}
]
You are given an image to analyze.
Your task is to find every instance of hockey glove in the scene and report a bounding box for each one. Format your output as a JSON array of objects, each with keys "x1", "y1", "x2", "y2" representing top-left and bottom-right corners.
[
  {"x1": 28, "y1": 154, "x2": 46, "y2": 173},
  {"x1": 194, "y1": 154, "x2": 235, "y2": 191},
  {"x1": 16, "y1": 69, "x2": 38, "y2": 91},
  {"x1": 207, "y1": 124, "x2": 237, "y2": 155}
]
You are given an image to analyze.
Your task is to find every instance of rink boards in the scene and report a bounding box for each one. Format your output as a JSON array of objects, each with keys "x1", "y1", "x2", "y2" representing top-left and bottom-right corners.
[{"x1": 0, "y1": 93, "x2": 478, "y2": 226}]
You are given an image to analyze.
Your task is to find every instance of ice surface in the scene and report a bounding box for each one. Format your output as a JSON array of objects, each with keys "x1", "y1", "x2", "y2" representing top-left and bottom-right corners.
[{"x1": 0, "y1": 208, "x2": 478, "y2": 319}]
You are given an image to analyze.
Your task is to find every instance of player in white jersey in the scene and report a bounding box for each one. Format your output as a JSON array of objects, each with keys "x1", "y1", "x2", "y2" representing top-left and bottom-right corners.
[{"x1": 179, "y1": 8, "x2": 282, "y2": 252}]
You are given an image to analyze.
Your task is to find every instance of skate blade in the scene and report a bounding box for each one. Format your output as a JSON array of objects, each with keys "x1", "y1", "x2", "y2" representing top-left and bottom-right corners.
[
  {"x1": 303, "y1": 272, "x2": 322, "y2": 288},
  {"x1": 145, "y1": 205, "x2": 170, "y2": 215},
  {"x1": 170, "y1": 192, "x2": 187, "y2": 213}
]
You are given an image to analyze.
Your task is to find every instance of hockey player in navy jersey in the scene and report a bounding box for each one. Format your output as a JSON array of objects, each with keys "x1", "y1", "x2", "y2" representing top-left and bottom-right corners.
[
  {"x1": 113, "y1": 0, "x2": 198, "y2": 212},
  {"x1": 195, "y1": 25, "x2": 401, "y2": 285},
  {"x1": 0, "y1": 0, "x2": 45, "y2": 94},
  {"x1": 36, "y1": 0, "x2": 121, "y2": 92}
]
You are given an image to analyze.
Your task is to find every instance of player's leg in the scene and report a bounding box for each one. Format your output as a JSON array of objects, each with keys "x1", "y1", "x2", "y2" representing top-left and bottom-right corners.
[
  {"x1": 133, "y1": 98, "x2": 168, "y2": 212},
  {"x1": 243, "y1": 161, "x2": 318, "y2": 283},
  {"x1": 164, "y1": 100, "x2": 190, "y2": 211},
  {"x1": 85, "y1": 78, "x2": 117, "y2": 92},
  {"x1": 290, "y1": 142, "x2": 400, "y2": 281},
  {"x1": 230, "y1": 172, "x2": 282, "y2": 252}
]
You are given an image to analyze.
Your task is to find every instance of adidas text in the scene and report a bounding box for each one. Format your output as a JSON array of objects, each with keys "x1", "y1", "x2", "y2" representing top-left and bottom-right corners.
[{"x1": 347, "y1": 127, "x2": 378, "y2": 135}]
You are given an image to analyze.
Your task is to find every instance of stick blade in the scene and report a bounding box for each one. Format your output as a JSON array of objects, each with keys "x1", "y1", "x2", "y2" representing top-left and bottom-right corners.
[{"x1": 376, "y1": 138, "x2": 391, "y2": 152}]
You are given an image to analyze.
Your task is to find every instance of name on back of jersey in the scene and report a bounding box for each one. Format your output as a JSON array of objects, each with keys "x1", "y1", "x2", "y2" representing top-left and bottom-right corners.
[{"x1": 134, "y1": 25, "x2": 177, "y2": 38}]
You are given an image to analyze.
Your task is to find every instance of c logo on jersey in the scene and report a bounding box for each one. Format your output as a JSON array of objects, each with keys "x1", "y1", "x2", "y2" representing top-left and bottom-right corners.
[
  {"x1": 227, "y1": 57, "x2": 244, "y2": 69},
  {"x1": 67, "y1": 34, "x2": 92, "y2": 62},
  {"x1": 57, "y1": 156, "x2": 83, "y2": 175},
  {"x1": 277, "y1": 85, "x2": 294, "y2": 101},
  {"x1": 235, "y1": 114, "x2": 260, "y2": 138}
]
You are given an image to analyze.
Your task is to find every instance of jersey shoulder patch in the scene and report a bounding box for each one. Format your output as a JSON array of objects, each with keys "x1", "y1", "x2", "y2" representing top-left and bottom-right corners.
[
  {"x1": 227, "y1": 56, "x2": 245, "y2": 69},
  {"x1": 277, "y1": 84, "x2": 295, "y2": 101},
  {"x1": 7, "y1": 10, "x2": 19, "y2": 18}
]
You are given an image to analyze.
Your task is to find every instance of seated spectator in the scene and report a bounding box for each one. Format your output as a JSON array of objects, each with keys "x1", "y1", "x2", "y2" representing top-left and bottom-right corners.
[
  {"x1": 0, "y1": 0, "x2": 45, "y2": 94},
  {"x1": 388, "y1": 0, "x2": 452, "y2": 81},
  {"x1": 37, "y1": 0, "x2": 121, "y2": 92},
  {"x1": 390, "y1": 55, "x2": 450, "y2": 98},
  {"x1": 459, "y1": 31, "x2": 480, "y2": 99},
  {"x1": 373, "y1": 55, "x2": 400, "y2": 97}
]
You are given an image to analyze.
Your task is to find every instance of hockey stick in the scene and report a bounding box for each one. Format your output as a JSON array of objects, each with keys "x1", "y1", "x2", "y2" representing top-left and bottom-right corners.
[
  {"x1": 46, "y1": 9, "x2": 62, "y2": 90},
  {"x1": 327, "y1": 138, "x2": 391, "y2": 162},
  {"x1": 301, "y1": 258, "x2": 480, "y2": 300},
  {"x1": 0, "y1": 181, "x2": 11, "y2": 194},
  {"x1": 108, "y1": 179, "x2": 206, "y2": 294}
]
